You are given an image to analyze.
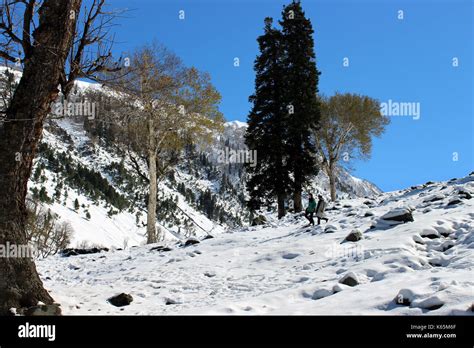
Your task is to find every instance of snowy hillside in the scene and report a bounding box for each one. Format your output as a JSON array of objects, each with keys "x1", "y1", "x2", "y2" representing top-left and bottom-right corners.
[
  {"x1": 0, "y1": 64, "x2": 379, "y2": 249},
  {"x1": 37, "y1": 173, "x2": 474, "y2": 315}
]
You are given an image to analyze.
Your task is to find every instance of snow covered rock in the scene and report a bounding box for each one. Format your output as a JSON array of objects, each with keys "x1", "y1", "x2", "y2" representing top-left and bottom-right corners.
[
  {"x1": 324, "y1": 224, "x2": 338, "y2": 233},
  {"x1": 411, "y1": 296, "x2": 444, "y2": 311},
  {"x1": 150, "y1": 245, "x2": 173, "y2": 252},
  {"x1": 339, "y1": 272, "x2": 359, "y2": 287},
  {"x1": 423, "y1": 194, "x2": 445, "y2": 203},
  {"x1": 312, "y1": 289, "x2": 333, "y2": 300},
  {"x1": 61, "y1": 247, "x2": 109, "y2": 257},
  {"x1": 420, "y1": 228, "x2": 440, "y2": 239},
  {"x1": 394, "y1": 289, "x2": 416, "y2": 306},
  {"x1": 108, "y1": 293, "x2": 133, "y2": 307},
  {"x1": 380, "y1": 208, "x2": 414, "y2": 224},
  {"x1": 344, "y1": 229, "x2": 363, "y2": 242},
  {"x1": 183, "y1": 238, "x2": 200, "y2": 247}
]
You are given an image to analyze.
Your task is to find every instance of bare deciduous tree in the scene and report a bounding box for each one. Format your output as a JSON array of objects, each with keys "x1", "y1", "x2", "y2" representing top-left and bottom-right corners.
[
  {"x1": 106, "y1": 43, "x2": 224, "y2": 243},
  {"x1": 314, "y1": 93, "x2": 390, "y2": 201},
  {"x1": 0, "y1": 0, "x2": 120, "y2": 315}
]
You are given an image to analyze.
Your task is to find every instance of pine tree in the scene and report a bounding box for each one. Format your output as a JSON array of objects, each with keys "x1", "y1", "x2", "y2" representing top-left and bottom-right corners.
[
  {"x1": 74, "y1": 198, "x2": 80, "y2": 211},
  {"x1": 280, "y1": 0, "x2": 321, "y2": 212},
  {"x1": 245, "y1": 17, "x2": 291, "y2": 218}
]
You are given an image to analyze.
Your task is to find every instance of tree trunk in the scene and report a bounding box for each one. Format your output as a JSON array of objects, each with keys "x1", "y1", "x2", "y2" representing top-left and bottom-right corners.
[
  {"x1": 277, "y1": 193, "x2": 286, "y2": 219},
  {"x1": 328, "y1": 164, "x2": 337, "y2": 202},
  {"x1": 0, "y1": 0, "x2": 82, "y2": 315},
  {"x1": 293, "y1": 179, "x2": 302, "y2": 213},
  {"x1": 146, "y1": 118, "x2": 158, "y2": 244}
]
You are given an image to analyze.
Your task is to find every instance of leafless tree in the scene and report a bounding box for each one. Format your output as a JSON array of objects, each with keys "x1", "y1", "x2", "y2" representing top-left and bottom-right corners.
[{"x1": 0, "y1": 0, "x2": 121, "y2": 315}]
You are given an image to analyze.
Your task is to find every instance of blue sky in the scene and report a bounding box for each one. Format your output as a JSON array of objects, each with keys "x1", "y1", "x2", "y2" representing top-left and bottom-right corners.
[{"x1": 107, "y1": 0, "x2": 473, "y2": 191}]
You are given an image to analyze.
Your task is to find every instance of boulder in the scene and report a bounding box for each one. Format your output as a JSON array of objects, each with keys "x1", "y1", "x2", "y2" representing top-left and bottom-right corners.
[
  {"x1": 61, "y1": 247, "x2": 109, "y2": 257},
  {"x1": 422, "y1": 194, "x2": 445, "y2": 203},
  {"x1": 150, "y1": 245, "x2": 173, "y2": 252},
  {"x1": 183, "y1": 238, "x2": 200, "y2": 247},
  {"x1": 380, "y1": 208, "x2": 414, "y2": 224},
  {"x1": 447, "y1": 198, "x2": 462, "y2": 206},
  {"x1": 108, "y1": 293, "x2": 133, "y2": 307},
  {"x1": 394, "y1": 289, "x2": 415, "y2": 306},
  {"x1": 344, "y1": 229, "x2": 363, "y2": 242},
  {"x1": 339, "y1": 272, "x2": 359, "y2": 287},
  {"x1": 324, "y1": 224, "x2": 338, "y2": 233}
]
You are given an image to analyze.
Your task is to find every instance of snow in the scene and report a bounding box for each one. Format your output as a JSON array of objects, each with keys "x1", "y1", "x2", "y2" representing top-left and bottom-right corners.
[{"x1": 37, "y1": 173, "x2": 474, "y2": 315}]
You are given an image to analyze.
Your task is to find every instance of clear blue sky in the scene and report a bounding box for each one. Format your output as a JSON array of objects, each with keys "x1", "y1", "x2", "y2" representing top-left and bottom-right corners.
[{"x1": 107, "y1": 0, "x2": 473, "y2": 192}]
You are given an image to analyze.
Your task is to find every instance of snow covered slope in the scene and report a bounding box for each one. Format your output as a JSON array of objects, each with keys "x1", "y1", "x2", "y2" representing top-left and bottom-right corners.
[{"x1": 37, "y1": 173, "x2": 474, "y2": 315}]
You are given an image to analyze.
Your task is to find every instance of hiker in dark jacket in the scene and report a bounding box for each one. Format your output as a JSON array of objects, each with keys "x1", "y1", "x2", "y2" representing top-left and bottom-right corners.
[
  {"x1": 315, "y1": 194, "x2": 329, "y2": 225},
  {"x1": 304, "y1": 194, "x2": 317, "y2": 226}
]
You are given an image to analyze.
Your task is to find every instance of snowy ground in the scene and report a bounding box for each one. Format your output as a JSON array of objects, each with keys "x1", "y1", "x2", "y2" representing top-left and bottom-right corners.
[{"x1": 37, "y1": 174, "x2": 474, "y2": 315}]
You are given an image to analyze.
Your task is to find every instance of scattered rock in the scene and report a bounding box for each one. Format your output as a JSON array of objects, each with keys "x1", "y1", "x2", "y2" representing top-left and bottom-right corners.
[
  {"x1": 164, "y1": 298, "x2": 179, "y2": 305},
  {"x1": 364, "y1": 211, "x2": 374, "y2": 217},
  {"x1": 339, "y1": 272, "x2": 359, "y2": 287},
  {"x1": 324, "y1": 224, "x2": 338, "y2": 233},
  {"x1": 61, "y1": 247, "x2": 109, "y2": 257},
  {"x1": 423, "y1": 194, "x2": 445, "y2": 203},
  {"x1": 447, "y1": 198, "x2": 462, "y2": 206},
  {"x1": 394, "y1": 289, "x2": 415, "y2": 306},
  {"x1": 150, "y1": 246, "x2": 172, "y2": 252},
  {"x1": 344, "y1": 229, "x2": 363, "y2": 242},
  {"x1": 204, "y1": 272, "x2": 216, "y2": 278},
  {"x1": 456, "y1": 188, "x2": 472, "y2": 200},
  {"x1": 251, "y1": 215, "x2": 267, "y2": 226},
  {"x1": 108, "y1": 293, "x2": 133, "y2": 307},
  {"x1": 412, "y1": 296, "x2": 444, "y2": 311},
  {"x1": 312, "y1": 289, "x2": 333, "y2": 300},
  {"x1": 202, "y1": 234, "x2": 214, "y2": 240},
  {"x1": 332, "y1": 284, "x2": 348, "y2": 293},
  {"x1": 282, "y1": 252, "x2": 299, "y2": 260},
  {"x1": 24, "y1": 304, "x2": 62, "y2": 316},
  {"x1": 420, "y1": 228, "x2": 440, "y2": 239},
  {"x1": 380, "y1": 208, "x2": 414, "y2": 224},
  {"x1": 412, "y1": 235, "x2": 425, "y2": 245},
  {"x1": 183, "y1": 238, "x2": 200, "y2": 247}
]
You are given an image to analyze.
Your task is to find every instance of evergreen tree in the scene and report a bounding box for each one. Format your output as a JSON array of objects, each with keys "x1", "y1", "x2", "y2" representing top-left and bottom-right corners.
[
  {"x1": 74, "y1": 198, "x2": 80, "y2": 211},
  {"x1": 280, "y1": 0, "x2": 321, "y2": 212},
  {"x1": 245, "y1": 17, "x2": 291, "y2": 218}
]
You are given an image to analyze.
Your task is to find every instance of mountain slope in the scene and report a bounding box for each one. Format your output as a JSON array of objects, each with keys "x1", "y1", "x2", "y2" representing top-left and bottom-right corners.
[{"x1": 37, "y1": 173, "x2": 474, "y2": 315}]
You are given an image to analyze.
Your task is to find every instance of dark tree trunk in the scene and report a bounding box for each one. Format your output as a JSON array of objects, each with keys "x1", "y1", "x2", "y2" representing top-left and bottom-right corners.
[
  {"x1": 328, "y1": 164, "x2": 337, "y2": 202},
  {"x1": 277, "y1": 193, "x2": 286, "y2": 219},
  {"x1": 293, "y1": 169, "x2": 303, "y2": 213},
  {"x1": 0, "y1": 0, "x2": 81, "y2": 315}
]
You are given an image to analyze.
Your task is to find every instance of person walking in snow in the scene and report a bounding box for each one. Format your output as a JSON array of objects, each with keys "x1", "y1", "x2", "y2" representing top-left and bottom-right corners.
[
  {"x1": 315, "y1": 194, "x2": 329, "y2": 225},
  {"x1": 304, "y1": 193, "x2": 317, "y2": 226}
]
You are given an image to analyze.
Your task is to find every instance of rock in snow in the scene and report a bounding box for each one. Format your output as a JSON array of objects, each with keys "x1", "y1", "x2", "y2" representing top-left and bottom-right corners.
[
  {"x1": 339, "y1": 272, "x2": 359, "y2": 287},
  {"x1": 380, "y1": 208, "x2": 414, "y2": 224},
  {"x1": 108, "y1": 293, "x2": 133, "y2": 307},
  {"x1": 344, "y1": 230, "x2": 363, "y2": 242}
]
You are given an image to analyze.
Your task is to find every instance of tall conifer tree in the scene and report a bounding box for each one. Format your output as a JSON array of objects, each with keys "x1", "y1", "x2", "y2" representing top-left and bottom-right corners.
[
  {"x1": 280, "y1": 0, "x2": 321, "y2": 212},
  {"x1": 245, "y1": 18, "x2": 291, "y2": 219}
]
